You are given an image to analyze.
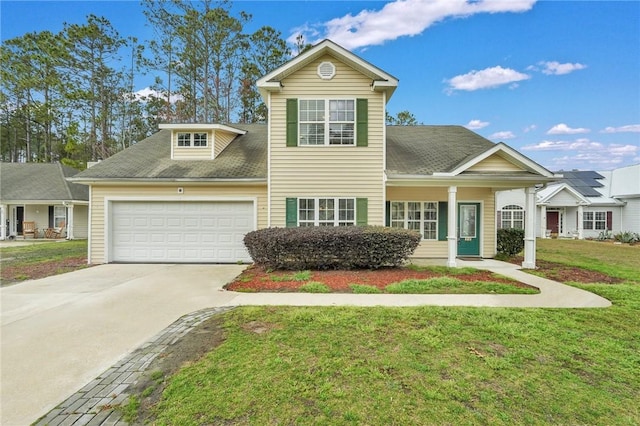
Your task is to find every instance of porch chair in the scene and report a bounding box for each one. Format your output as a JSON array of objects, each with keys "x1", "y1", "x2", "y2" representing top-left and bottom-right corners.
[
  {"x1": 51, "y1": 221, "x2": 66, "y2": 239},
  {"x1": 23, "y1": 221, "x2": 37, "y2": 239}
]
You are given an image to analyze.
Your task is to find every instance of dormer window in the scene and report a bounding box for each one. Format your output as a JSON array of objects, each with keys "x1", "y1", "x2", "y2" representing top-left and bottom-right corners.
[{"x1": 177, "y1": 132, "x2": 208, "y2": 147}]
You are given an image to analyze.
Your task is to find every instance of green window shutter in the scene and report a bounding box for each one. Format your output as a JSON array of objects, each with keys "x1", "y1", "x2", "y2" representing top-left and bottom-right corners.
[
  {"x1": 356, "y1": 198, "x2": 368, "y2": 226},
  {"x1": 286, "y1": 198, "x2": 298, "y2": 227},
  {"x1": 286, "y1": 99, "x2": 298, "y2": 147},
  {"x1": 385, "y1": 201, "x2": 391, "y2": 226},
  {"x1": 437, "y1": 202, "x2": 448, "y2": 241},
  {"x1": 356, "y1": 98, "x2": 368, "y2": 147}
]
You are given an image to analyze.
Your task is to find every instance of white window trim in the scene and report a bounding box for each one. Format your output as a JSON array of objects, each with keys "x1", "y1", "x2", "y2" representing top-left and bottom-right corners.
[
  {"x1": 583, "y1": 211, "x2": 607, "y2": 231},
  {"x1": 500, "y1": 205, "x2": 525, "y2": 230},
  {"x1": 390, "y1": 201, "x2": 438, "y2": 240},
  {"x1": 298, "y1": 197, "x2": 356, "y2": 227},
  {"x1": 298, "y1": 98, "x2": 356, "y2": 146},
  {"x1": 176, "y1": 132, "x2": 209, "y2": 148}
]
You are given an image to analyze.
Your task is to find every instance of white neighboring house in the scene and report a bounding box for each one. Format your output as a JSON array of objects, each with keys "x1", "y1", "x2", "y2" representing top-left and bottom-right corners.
[{"x1": 496, "y1": 164, "x2": 639, "y2": 239}]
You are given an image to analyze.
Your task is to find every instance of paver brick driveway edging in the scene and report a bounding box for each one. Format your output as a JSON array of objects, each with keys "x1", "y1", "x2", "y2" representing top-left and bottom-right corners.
[{"x1": 34, "y1": 307, "x2": 234, "y2": 426}]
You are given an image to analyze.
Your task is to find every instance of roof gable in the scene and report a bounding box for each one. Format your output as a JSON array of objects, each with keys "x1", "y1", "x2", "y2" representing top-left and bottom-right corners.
[
  {"x1": 440, "y1": 143, "x2": 556, "y2": 178},
  {"x1": 537, "y1": 183, "x2": 589, "y2": 205},
  {"x1": 257, "y1": 39, "x2": 398, "y2": 101}
]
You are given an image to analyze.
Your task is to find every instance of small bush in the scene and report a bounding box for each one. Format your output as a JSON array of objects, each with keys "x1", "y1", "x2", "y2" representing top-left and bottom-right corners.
[
  {"x1": 299, "y1": 282, "x2": 330, "y2": 293},
  {"x1": 496, "y1": 228, "x2": 525, "y2": 256},
  {"x1": 244, "y1": 226, "x2": 421, "y2": 270},
  {"x1": 613, "y1": 231, "x2": 640, "y2": 244}
]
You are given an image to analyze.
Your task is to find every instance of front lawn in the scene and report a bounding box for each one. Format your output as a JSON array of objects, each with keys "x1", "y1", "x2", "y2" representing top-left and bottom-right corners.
[
  {"x1": 0, "y1": 240, "x2": 89, "y2": 286},
  {"x1": 125, "y1": 239, "x2": 640, "y2": 425}
]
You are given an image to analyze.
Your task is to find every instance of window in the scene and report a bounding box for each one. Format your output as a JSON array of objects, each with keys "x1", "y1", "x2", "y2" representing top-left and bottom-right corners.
[
  {"x1": 583, "y1": 211, "x2": 607, "y2": 230},
  {"x1": 499, "y1": 205, "x2": 524, "y2": 230},
  {"x1": 177, "y1": 132, "x2": 208, "y2": 147},
  {"x1": 53, "y1": 206, "x2": 66, "y2": 228},
  {"x1": 298, "y1": 198, "x2": 355, "y2": 226},
  {"x1": 390, "y1": 201, "x2": 438, "y2": 240},
  {"x1": 299, "y1": 99, "x2": 355, "y2": 145}
]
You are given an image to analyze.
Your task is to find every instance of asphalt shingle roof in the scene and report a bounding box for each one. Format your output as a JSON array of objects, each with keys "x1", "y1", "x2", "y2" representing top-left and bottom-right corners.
[
  {"x1": 71, "y1": 124, "x2": 500, "y2": 181},
  {"x1": 386, "y1": 125, "x2": 495, "y2": 175},
  {"x1": 73, "y1": 124, "x2": 268, "y2": 180},
  {"x1": 0, "y1": 163, "x2": 89, "y2": 202}
]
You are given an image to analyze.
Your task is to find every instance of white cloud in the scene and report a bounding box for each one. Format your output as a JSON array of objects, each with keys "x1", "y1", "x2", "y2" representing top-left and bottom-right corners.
[
  {"x1": 601, "y1": 124, "x2": 640, "y2": 133},
  {"x1": 537, "y1": 61, "x2": 587, "y2": 75},
  {"x1": 289, "y1": 0, "x2": 537, "y2": 50},
  {"x1": 465, "y1": 119, "x2": 489, "y2": 130},
  {"x1": 133, "y1": 87, "x2": 182, "y2": 104},
  {"x1": 490, "y1": 131, "x2": 516, "y2": 140},
  {"x1": 523, "y1": 124, "x2": 537, "y2": 133},
  {"x1": 446, "y1": 66, "x2": 530, "y2": 92},
  {"x1": 546, "y1": 123, "x2": 590, "y2": 135},
  {"x1": 523, "y1": 138, "x2": 639, "y2": 170}
]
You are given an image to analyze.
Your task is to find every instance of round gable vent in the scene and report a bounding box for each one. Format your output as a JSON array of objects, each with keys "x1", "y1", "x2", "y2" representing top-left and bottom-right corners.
[{"x1": 317, "y1": 61, "x2": 336, "y2": 80}]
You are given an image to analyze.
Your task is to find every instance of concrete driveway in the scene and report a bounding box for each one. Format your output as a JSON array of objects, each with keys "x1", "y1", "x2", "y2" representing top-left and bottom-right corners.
[{"x1": 0, "y1": 264, "x2": 246, "y2": 426}]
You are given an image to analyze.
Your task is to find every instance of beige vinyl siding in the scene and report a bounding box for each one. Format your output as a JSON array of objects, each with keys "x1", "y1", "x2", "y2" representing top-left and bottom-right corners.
[
  {"x1": 214, "y1": 131, "x2": 237, "y2": 156},
  {"x1": 88, "y1": 184, "x2": 267, "y2": 264},
  {"x1": 73, "y1": 205, "x2": 89, "y2": 239},
  {"x1": 24, "y1": 205, "x2": 50, "y2": 233},
  {"x1": 270, "y1": 55, "x2": 385, "y2": 226},
  {"x1": 387, "y1": 186, "x2": 496, "y2": 258},
  {"x1": 467, "y1": 154, "x2": 524, "y2": 172},
  {"x1": 172, "y1": 130, "x2": 213, "y2": 160}
]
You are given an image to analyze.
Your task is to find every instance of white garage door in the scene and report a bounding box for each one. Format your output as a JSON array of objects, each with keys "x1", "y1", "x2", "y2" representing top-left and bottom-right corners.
[{"x1": 111, "y1": 201, "x2": 254, "y2": 263}]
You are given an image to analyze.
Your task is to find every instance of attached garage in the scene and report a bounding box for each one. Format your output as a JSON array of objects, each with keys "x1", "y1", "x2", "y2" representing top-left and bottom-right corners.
[{"x1": 109, "y1": 200, "x2": 255, "y2": 263}]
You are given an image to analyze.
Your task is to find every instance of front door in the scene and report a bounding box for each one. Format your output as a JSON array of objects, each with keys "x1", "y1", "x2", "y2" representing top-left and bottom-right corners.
[
  {"x1": 458, "y1": 203, "x2": 480, "y2": 256},
  {"x1": 547, "y1": 211, "x2": 559, "y2": 234},
  {"x1": 16, "y1": 206, "x2": 24, "y2": 235}
]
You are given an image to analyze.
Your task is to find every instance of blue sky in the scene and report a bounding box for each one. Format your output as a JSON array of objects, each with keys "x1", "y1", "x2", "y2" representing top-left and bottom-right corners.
[{"x1": 2, "y1": 0, "x2": 639, "y2": 171}]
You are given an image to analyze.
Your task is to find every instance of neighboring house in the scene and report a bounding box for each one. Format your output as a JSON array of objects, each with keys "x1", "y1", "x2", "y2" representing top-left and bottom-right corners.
[
  {"x1": 0, "y1": 162, "x2": 89, "y2": 239},
  {"x1": 70, "y1": 40, "x2": 559, "y2": 268},
  {"x1": 496, "y1": 164, "x2": 640, "y2": 239}
]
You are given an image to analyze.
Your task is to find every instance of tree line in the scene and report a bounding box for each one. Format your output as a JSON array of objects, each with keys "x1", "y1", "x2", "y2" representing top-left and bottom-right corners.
[{"x1": 0, "y1": 0, "x2": 293, "y2": 168}]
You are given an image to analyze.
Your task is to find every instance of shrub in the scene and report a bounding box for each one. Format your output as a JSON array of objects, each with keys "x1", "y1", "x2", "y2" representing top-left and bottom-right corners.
[
  {"x1": 496, "y1": 228, "x2": 525, "y2": 257},
  {"x1": 613, "y1": 231, "x2": 640, "y2": 244},
  {"x1": 243, "y1": 226, "x2": 421, "y2": 270}
]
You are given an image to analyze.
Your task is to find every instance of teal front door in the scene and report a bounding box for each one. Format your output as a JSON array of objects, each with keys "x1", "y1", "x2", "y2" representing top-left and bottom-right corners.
[{"x1": 458, "y1": 203, "x2": 480, "y2": 256}]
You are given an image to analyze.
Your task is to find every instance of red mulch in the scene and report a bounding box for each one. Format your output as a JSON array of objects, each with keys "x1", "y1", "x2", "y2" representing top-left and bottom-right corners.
[
  {"x1": 225, "y1": 265, "x2": 531, "y2": 293},
  {"x1": 509, "y1": 257, "x2": 622, "y2": 284}
]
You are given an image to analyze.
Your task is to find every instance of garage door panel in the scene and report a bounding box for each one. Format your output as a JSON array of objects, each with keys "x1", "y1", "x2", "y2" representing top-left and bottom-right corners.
[{"x1": 111, "y1": 201, "x2": 253, "y2": 263}]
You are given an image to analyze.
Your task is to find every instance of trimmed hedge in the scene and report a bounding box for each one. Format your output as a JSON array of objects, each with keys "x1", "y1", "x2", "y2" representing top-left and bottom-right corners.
[
  {"x1": 244, "y1": 226, "x2": 421, "y2": 270},
  {"x1": 496, "y1": 228, "x2": 525, "y2": 256}
]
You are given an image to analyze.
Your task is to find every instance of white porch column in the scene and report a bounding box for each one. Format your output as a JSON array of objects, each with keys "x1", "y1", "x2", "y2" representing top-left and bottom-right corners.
[
  {"x1": 447, "y1": 186, "x2": 458, "y2": 267},
  {"x1": 539, "y1": 204, "x2": 547, "y2": 238},
  {"x1": 66, "y1": 204, "x2": 74, "y2": 240},
  {"x1": 577, "y1": 205, "x2": 584, "y2": 240},
  {"x1": 0, "y1": 204, "x2": 7, "y2": 240},
  {"x1": 522, "y1": 186, "x2": 537, "y2": 269}
]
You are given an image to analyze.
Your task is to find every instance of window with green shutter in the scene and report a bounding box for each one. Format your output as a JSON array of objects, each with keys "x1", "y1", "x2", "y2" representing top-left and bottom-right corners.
[{"x1": 288, "y1": 98, "x2": 367, "y2": 146}]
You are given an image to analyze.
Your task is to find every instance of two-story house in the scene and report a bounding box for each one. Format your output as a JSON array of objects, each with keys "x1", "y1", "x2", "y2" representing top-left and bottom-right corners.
[{"x1": 70, "y1": 40, "x2": 558, "y2": 268}]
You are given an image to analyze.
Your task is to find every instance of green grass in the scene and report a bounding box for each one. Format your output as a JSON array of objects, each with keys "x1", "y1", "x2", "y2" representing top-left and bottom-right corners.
[
  {"x1": 385, "y1": 277, "x2": 538, "y2": 294},
  {"x1": 0, "y1": 240, "x2": 88, "y2": 285},
  {"x1": 536, "y1": 238, "x2": 639, "y2": 282},
  {"x1": 269, "y1": 270, "x2": 312, "y2": 282},
  {"x1": 128, "y1": 240, "x2": 640, "y2": 424},
  {"x1": 299, "y1": 281, "x2": 331, "y2": 293}
]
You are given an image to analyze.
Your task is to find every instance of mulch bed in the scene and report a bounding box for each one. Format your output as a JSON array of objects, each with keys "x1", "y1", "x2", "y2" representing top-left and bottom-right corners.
[
  {"x1": 509, "y1": 257, "x2": 622, "y2": 284},
  {"x1": 225, "y1": 265, "x2": 534, "y2": 293}
]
